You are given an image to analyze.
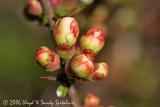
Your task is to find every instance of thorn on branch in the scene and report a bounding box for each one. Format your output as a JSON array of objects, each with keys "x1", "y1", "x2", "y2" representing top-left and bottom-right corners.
[{"x1": 40, "y1": 76, "x2": 57, "y2": 81}]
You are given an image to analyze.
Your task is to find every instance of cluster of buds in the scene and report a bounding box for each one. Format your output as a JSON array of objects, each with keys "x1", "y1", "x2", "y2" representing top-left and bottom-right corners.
[
  {"x1": 28, "y1": 0, "x2": 111, "y2": 103},
  {"x1": 62, "y1": 25, "x2": 109, "y2": 81},
  {"x1": 35, "y1": 16, "x2": 109, "y2": 82},
  {"x1": 35, "y1": 16, "x2": 109, "y2": 97},
  {"x1": 66, "y1": 54, "x2": 109, "y2": 81}
]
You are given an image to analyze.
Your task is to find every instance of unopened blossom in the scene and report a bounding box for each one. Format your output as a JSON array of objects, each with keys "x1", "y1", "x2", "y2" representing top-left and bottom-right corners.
[
  {"x1": 66, "y1": 54, "x2": 94, "y2": 79},
  {"x1": 88, "y1": 62, "x2": 109, "y2": 82},
  {"x1": 27, "y1": 0, "x2": 42, "y2": 16},
  {"x1": 53, "y1": 17, "x2": 79, "y2": 48},
  {"x1": 79, "y1": 28, "x2": 105, "y2": 56},
  {"x1": 50, "y1": 0, "x2": 62, "y2": 8},
  {"x1": 35, "y1": 46, "x2": 60, "y2": 72},
  {"x1": 83, "y1": 93, "x2": 100, "y2": 106}
]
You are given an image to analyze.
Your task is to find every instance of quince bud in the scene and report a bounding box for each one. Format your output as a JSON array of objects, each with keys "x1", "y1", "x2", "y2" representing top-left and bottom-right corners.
[
  {"x1": 27, "y1": 0, "x2": 42, "y2": 16},
  {"x1": 50, "y1": 0, "x2": 62, "y2": 8},
  {"x1": 88, "y1": 62, "x2": 109, "y2": 82},
  {"x1": 80, "y1": 28, "x2": 105, "y2": 56},
  {"x1": 66, "y1": 54, "x2": 94, "y2": 79},
  {"x1": 53, "y1": 17, "x2": 79, "y2": 47},
  {"x1": 35, "y1": 46, "x2": 60, "y2": 72},
  {"x1": 83, "y1": 93, "x2": 100, "y2": 106}
]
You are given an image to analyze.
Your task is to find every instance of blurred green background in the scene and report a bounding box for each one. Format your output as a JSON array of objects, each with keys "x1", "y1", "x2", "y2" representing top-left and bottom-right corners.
[{"x1": 0, "y1": 0, "x2": 160, "y2": 107}]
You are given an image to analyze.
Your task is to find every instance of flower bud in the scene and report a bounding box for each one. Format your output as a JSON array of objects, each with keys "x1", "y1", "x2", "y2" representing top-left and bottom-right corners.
[
  {"x1": 80, "y1": 0, "x2": 94, "y2": 5},
  {"x1": 79, "y1": 28, "x2": 105, "y2": 56},
  {"x1": 53, "y1": 17, "x2": 79, "y2": 47},
  {"x1": 27, "y1": 0, "x2": 43, "y2": 16},
  {"x1": 56, "y1": 46, "x2": 75, "y2": 60},
  {"x1": 87, "y1": 62, "x2": 109, "y2": 82},
  {"x1": 83, "y1": 93, "x2": 100, "y2": 106},
  {"x1": 35, "y1": 46, "x2": 60, "y2": 72},
  {"x1": 66, "y1": 54, "x2": 94, "y2": 79},
  {"x1": 50, "y1": 0, "x2": 62, "y2": 8}
]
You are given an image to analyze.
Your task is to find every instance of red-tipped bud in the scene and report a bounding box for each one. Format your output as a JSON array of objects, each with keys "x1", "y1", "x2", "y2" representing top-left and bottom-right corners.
[
  {"x1": 88, "y1": 62, "x2": 109, "y2": 82},
  {"x1": 66, "y1": 54, "x2": 94, "y2": 79},
  {"x1": 50, "y1": 0, "x2": 62, "y2": 8},
  {"x1": 35, "y1": 46, "x2": 60, "y2": 72},
  {"x1": 27, "y1": 0, "x2": 43, "y2": 16},
  {"x1": 56, "y1": 46, "x2": 75, "y2": 60},
  {"x1": 53, "y1": 17, "x2": 79, "y2": 47},
  {"x1": 80, "y1": 28, "x2": 105, "y2": 56},
  {"x1": 83, "y1": 93, "x2": 100, "y2": 106}
]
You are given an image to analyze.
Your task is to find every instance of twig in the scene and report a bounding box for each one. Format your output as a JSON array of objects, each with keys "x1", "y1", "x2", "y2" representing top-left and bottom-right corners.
[
  {"x1": 40, "y1": 76, "x2": 57, "y2": 81},
  {"x1": 68, "y1": 4, "x2": 86, "y2": 16},
  {"x1": 40, "y1": 0, "x2": 55, "y2": 29},
  {"x1": 68, "y1": 85, "x2": 81, "y2": 107}
]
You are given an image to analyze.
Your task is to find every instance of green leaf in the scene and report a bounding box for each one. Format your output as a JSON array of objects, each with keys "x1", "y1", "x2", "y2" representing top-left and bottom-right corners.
[
  {"x1": 67, "y1": 76, "x2": 75, "y2": 85},
  {"x1": 55, "y1": 5, "x2": 69, "y2": 17},
  {"x1": 56, "y1": 84, "x2": 68, "y2": 97},
  {"x1": 41, "y1": 14, "x2": 48, "y2": 25}
]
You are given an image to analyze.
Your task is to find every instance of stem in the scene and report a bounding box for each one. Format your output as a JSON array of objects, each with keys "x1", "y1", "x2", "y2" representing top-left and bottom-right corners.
[
  {"x1": 68, "y1": 86, "x2": 81, "y2": 107},
  {"x1": 40, "y1": 0, "x2": 55, "y2": 30},
  {"x1": 68, "y1": 4, "x2": 86, "y2": 16}
]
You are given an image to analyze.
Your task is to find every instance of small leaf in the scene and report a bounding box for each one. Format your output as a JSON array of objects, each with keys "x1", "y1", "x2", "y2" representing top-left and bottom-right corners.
[
  {"x1": 67, "y1": 76, "x2": 75, "y2": 85},
  {"x1": 56, "y1": 84, "x2": 68, "y2": 97},
  {"x1": 55, "y1": 5, "x2": 69, "y2": 17},
  {"x1": 41, "y1": 14, "x2": 48, "y2": 25}
]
